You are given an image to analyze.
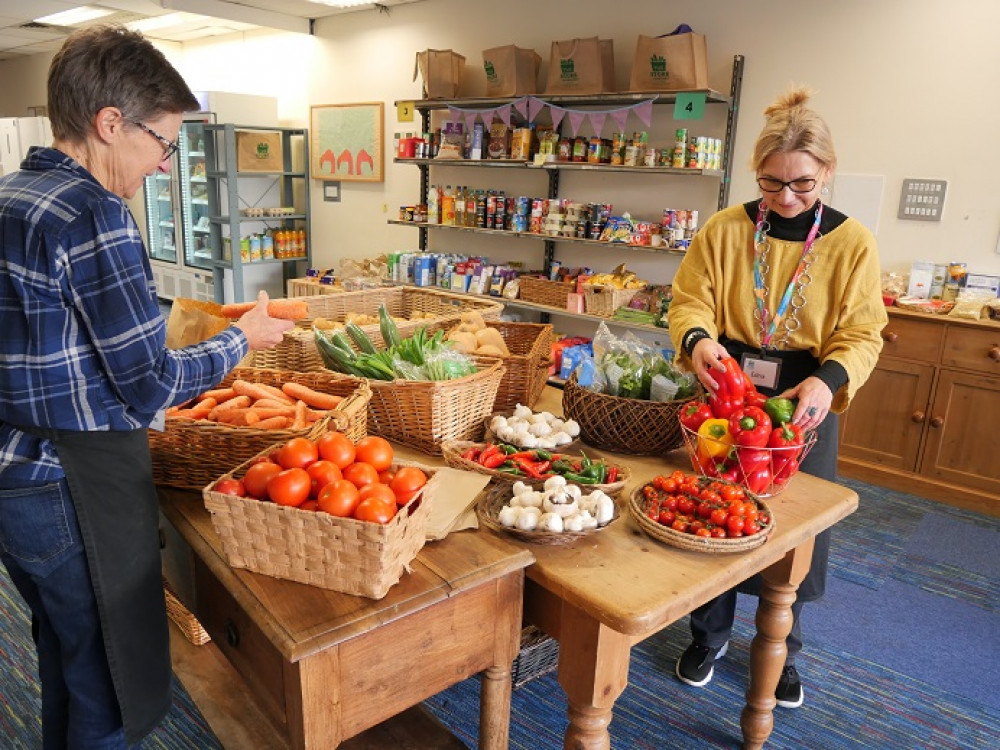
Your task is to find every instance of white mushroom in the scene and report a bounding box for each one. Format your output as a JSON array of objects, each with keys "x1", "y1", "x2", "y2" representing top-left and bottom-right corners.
[
  {"x1": 563, "y1": 513, "x2": 585, "y2": 532},
  {"x1": 518, "y1": 490, "x2": 544, "y2": 509},
  {"x1": 543, "y1": 475, "x2": 567, "y2": 492},
  {"x1": 563, "y1": 419, "x2": 581, "y2": 437},
  {"x1": 528, "y1": 421, "x2": 553, "y2": 437},
  {"x1": 498, "y1": 505, "x2": 522, "y2": 527},
  {"x1": 537, "y1": 512, "x2": 564, "y2": 533},
  {"x1": 542, "y1": 489, "x2": 579, "y2": 518},
  {"x1": 579, "y1": 511, "x2": 599, "y2": 530},
  {"x1": 592, "y1": 495, "x2": 616, "y2": 526},
  {"x1": 513, "y1": 404, "x2": 533, "y2": 419},
  {"x1": 515, "y1": 506, "x2": 541, "y2": 531},
  {"x1": 490, "y1": 415, "x2": 508, "y2": 432},
  {"x1": 512, "y1": 481, "x2": 531, "y2": 497}
]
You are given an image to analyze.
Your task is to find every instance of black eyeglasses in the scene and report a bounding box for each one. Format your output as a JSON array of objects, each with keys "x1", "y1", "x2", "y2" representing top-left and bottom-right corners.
[
  {"x1": 130, "y1": 121, "x2": 180, "y2": 160},
  {"x1": 757, "y1": 176, "x2": 818, "y2": 194}
]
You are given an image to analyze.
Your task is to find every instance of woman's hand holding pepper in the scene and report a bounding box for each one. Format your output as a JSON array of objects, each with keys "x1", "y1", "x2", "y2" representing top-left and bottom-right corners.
[
  {"x1": 778, "y1": 376, "x2": 832, "y2": 431},
  {"x1": 690, "y1": 337, "x2": 733, "y2": 394}
]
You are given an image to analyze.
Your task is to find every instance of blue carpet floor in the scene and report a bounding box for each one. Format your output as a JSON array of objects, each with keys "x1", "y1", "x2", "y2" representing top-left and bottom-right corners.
[{"x1": 0, "y1": 477, "x2": 997, "y2": 748}]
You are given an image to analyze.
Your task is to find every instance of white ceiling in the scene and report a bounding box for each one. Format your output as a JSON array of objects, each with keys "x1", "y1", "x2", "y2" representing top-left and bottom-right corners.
[{"x1": 0, "y1": 0, "x2": 423, "y2": 61}]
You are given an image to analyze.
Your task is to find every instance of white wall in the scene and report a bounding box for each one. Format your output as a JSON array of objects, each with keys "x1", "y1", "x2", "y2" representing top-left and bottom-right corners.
[{"x1": 2, "y1": 0, "x2": 998, "y2": 283}]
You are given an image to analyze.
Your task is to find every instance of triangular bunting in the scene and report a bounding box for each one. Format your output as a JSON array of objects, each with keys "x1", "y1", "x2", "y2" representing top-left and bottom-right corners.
[
  {"x1": 527, "y1": 96, "x2": 547, "y2": 122},
  {"x1": 498, "y1": 104, "x2": 512, "y2": 128},
  {"x1": 634, "y1": 99, "x2": 654, "y2": 128},
  {"x1": 611, "y1": 109, "x2": 629, "y2": 133},
  {"x1": 588, "y1": 112, "x2": 607, "y2": 135},
  {"x1": 464, "y1": 110, "x2": 480, "y2": 132},
  {"x1": 567, "y1": 110, "x2": 587, "y2": 137},
  {"x1": 513, "y1": 97, "x2": 529, "y2": 119},
  {"x1": 550, "y1": 108, "x2": 566, "y2": 131}
]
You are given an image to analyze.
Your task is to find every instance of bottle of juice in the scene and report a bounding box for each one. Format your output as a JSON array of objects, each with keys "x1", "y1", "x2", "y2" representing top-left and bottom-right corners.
[
  {"x1": 442, "y1": 185, "x2": 455, "y2": 226},
  {"x1": 427, "y1": 183, "x2": 440, "y2": 224},
  {"x1": 455, "y1": 185, "x2": 466, "y2": 227},
  {"x1": 297, "y1": 229, "x2": 306, "y2": 258}
]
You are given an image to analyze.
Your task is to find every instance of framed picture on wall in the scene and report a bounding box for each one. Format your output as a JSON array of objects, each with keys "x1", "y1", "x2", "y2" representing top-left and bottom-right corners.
[{"x1": 310, "y1": 102, "x2": 384, "y2": 182}]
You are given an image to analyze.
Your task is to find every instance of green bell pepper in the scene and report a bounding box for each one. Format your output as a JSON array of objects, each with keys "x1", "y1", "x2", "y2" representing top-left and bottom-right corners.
[{"x1": 763, "y1": 397, "x2": 796, "y2": 426}]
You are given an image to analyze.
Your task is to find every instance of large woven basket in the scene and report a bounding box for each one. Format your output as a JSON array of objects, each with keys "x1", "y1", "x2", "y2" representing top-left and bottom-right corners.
[
  {"x1": 517, "y1": 276, "x2": 575, "y2": 308},
  {"x1": 294, "y1": 286, "x2": 503, "y2": 348},
  {"x1": 202, "y1": 452, "x2": 437, "y2": 598},
  {"x1": 239, "y1": 328, "x2": 323, "y2": 371},
  {"x1": 324, "y1": 360, "x2": 505, "y2": 455},
  {"x1": 467, "y1": 320, "x2": 553, "y2": 413},
  {"x1": 286, "y1": 277, "x2": 345, "y2": 297},
  {"x1": 149, "y1": 368, "x2": 369, "y2": 491},
  {"x1": 583, "y1": 286, "x2": 640, "y2": 318},
  {"x1": 561, "y1": 373, "x2": 701, "y2": 455}
]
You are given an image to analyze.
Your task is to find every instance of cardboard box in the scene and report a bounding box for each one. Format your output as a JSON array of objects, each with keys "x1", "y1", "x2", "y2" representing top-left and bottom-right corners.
[{"x1": 236, "y1": 130, "x2": 283, "y2": 172}]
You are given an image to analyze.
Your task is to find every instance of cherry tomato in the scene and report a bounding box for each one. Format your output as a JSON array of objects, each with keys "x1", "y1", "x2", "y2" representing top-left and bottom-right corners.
[
  {"x1": 267, "y1": 467, "x2": 311, "y2": 507},
  {"x1": 342, "y1": 462, "x2": 379, "y2": 489},
  {"x1": 353, "y1": 496, "x2": 397, "y2": 524},
  {"x1": 710, "y1": 508, "x2": 729, "y2": 527},
  {"x1": 671, "y1": 519, "x2": 690, "y2": 533},
  {"x1": 212, "y1": 478, "x2": 246, "y2": 497},
  {"x1": 316, "y1": 479, "x2": 361, "y2": 517},
  {"x1": 316, "y1": 431, "x2": 356, "y2": 469},
  {"x1": 743, "y1": 519, "x2": 761, "y2": 535},
  {"x1": 276, "y1": 437, "x2": 319, "y2": 471},
  {"x1": 354, "y1": 436, "x2": 394, "y2": 473},
  {"x1": 726, "y1": 515, "x2": 745, "y2": 535},
  {"x1": 661, "y1": 494, "x2": 679, "y2": 512},
  {"x1": 695, "y1": 527, "x2": 712, "y2": 537},
  {"x1": 720, "y1": 484, "x2": 744, "y2": 503},
  {"x1": 696, "y1": 501, "x2": 714, "y2": 519},
  {"x1": 710, "y1": 526, "x2": 728, "y2": 538},
  {"x1": 305, "y1": 460, "x2": 342, "y2": 498},
  {"x1": 677, "y1": 496, "x2": 696, "y2": 515},
  {"x1": 243, "y1": 461, "x2": 282, "y2": 499},
  {"x1": 658, "y1": 509, "x2": 676, "y2": 526},
  {"x1": 700, "y1": 489, "x2": 722, "y2": 506}
]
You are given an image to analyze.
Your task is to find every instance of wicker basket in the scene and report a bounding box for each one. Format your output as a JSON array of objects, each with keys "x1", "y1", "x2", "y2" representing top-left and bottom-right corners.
[
  {"x1": 517, "y1": 276, "x2": 575, "y2": 308},
  {"x1": 202, "y1": 453, "x2": 436, "y2": 598},
  {"x1": 239, "y1": 328, "x2": 324, "y2": 371},
  {"x1": 483, "y1": 413, "x2": 580, "y2": 453},
  {"x1": 323, "y1": 360, "x2": 505, "y2": 455},
  {"x1": 475, "y1": 481, "x2": 620, "y2": 545},
  {"x1": 467, "y1": 321, "x2": 553, "y2": 412},
  {"x1": 627, "y1": 481, "x2": 774, "y2": 553},
  {"x1": 441, "y1": 440, "x2": 630, "y2": 497},
  {"x1": 293, "y1": 286, "x2": 503, "y2": 348},
  {"x1": 512, "y1": 626, "x2": 559, "y2": 688},
  {"x1": 583, "y1": 285, "x2": 640, "y2": 318},
  {"x1": 561, "y1": 374, "x2": 701, "y2": 455},
  {"x1": 287, "y1": 278, "x2": 345, "y2": 297},
  {"x1": 149, "y1": 369, "x2": 370, "y2": 491},
  {"x1": 163, "y1": 578, "x2": 210, "y2": 646}
]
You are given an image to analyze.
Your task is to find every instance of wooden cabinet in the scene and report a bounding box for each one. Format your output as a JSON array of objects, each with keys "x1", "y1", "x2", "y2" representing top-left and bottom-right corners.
[{"x1": 839, "y1": 308, "x2": 1000, "y2": 516}]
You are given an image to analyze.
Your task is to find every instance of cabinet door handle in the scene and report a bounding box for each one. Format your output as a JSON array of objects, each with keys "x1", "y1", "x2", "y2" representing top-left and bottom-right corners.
[
  {"x1": 225, "y1": 621, "x2": 240, "y2": 648},
  {"x1": 929, "y1": 415, "x2": 945, "y2": 429},
  {"x1": 882, "y1": 330, "x2": 898, "y2": 343},
  {"x1": 989, "y1": 346, "x2": 1000, "y2": 361},
  {"x1": 911, "y1": 411, "x2": 926, "y2": 423}
]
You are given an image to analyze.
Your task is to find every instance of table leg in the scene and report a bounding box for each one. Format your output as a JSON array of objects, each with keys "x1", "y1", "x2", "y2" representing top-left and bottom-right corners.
[
  {"x1": 480, "y1": 664, "x2": 513, "y2": 750},
  {"x1": 555, "y1": 600, "x2": 632, "y2": 750},
  {"x1": 741, "y1": 538, "x2": 815, "y2": 750}
]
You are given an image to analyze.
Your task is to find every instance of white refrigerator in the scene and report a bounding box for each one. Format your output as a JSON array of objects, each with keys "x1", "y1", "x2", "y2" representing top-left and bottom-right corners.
[
  {"x1": 0, "y1": 116, "x2": 53, "y2": 175},
  {"x1": 142, "y1": 91, "x2": 278, "y2": 302}
]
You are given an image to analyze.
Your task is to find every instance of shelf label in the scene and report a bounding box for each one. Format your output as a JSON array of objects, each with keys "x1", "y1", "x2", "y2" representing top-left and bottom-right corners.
[
  {"x1": 674, "y1": 93, "x2": 706, "y2": 120},
  {"x1": 397, "y1": 101, "x2": 415, "y2": 122}
]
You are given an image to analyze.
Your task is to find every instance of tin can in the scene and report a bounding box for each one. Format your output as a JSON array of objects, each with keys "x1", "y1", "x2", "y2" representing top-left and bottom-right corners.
[
  {"x1": 662, "y1": 208, "x2": 678, "y2": 229},
  {"x1": 643, "y1": 147, "x2": 659, "y2": 167},
  {"x1": 675, "y1": 128, "x2": 688, "y2": 144}
]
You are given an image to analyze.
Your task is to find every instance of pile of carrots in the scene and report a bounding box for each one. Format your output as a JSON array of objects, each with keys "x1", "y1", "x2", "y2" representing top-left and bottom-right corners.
[{"x1": 166, "y1": 379, "x2": 343, "y2": 430}]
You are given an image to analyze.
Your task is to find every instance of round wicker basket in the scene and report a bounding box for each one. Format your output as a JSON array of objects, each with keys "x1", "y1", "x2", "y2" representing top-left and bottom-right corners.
[
  {"x1": 476, "y1": 482, "x2": 620, "y2": 546},
  {"x1": 561, "y1": 374, "x2": 702, "y2": 455},
  {"x1": 441, "y1": 440, "x2": 629, "y2": 497},
  {"x1": 627, "y1": 481, "x2": 774, "y2": 554},
  {"x1": 482, "y1": 413, "x2": 581, "y2": 453}
]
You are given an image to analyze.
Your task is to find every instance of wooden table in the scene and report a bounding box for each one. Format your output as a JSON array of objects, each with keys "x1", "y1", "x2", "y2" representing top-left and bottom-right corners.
[
  {"x1": 520, "y1": 388, "x2": 859, "y2": 750},
  {"x1": 158, "y1": 487, "x2": 533, "y2": 750}
]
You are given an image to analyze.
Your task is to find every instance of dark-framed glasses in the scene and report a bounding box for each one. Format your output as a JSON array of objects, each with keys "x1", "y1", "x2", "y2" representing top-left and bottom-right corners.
[
  {"x1": 757, "y1": 176, "x2": 817, "y2": 194},
  {"x1": 130, "y1": 120, "x2": 180, "y2": 160}
]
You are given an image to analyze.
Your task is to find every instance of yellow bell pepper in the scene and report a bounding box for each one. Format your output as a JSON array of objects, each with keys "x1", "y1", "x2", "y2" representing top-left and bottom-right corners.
[{"x1": 697, "y1": 418, "x2": 733, "y2": 461}]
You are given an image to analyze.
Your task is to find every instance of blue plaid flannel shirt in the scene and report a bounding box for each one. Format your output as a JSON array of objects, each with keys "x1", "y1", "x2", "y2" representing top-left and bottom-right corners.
[{"x1": 0, "y1": 147, "x2": 248, "y2": 485}]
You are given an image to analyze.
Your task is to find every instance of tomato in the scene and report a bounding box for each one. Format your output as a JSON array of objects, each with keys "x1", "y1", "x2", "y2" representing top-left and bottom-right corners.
[
  {"x1": 268, "y1": 467, "x2": 311, "y2": 507},
  {"x1": 743, "y1": 519, "x2": 761, "y2": 536},
  {"x1": 305, "y1": 460, "x2": 342, "y2": 498},
  {"x1": 212, "y1": 478, "x2": 246, "y2": 497},
  {"x1": 677, "y1": 496, "x2": 695, "y2": 515},
  {"x1": 720, "y1": 484, "x2": 744, "y2": 503},
  {"x1": 378, "y1": 468, "x2": 396, "y2": 485},
  {"x1": 710, "y1": 508, "x2": 729, "y2": 527},
  {"x1": 277, "y1": 437, "x2": 319, "y2": 471},
  {"x1": 710, "y1": 526, "x2": 728, "y2": 538},
  {"x1": 316, "y1": 479, "x2": 361, "y2": 517},
  {"x1": 359, "y1": 482, "x2": 396, "y2": 506},
  {"x1": 342, "y1": 461, "x2": 379, "y2": 489},
  {"x1": 299, "y1": 499, "x2": 318, "y2": 512},
  {"x1": 353, "y1": 496, "x2": 396, "y2": 524},
  {"x1": 316, "y1": 431, "x2": 356, "y2": 469},
  {"x1": 661, "y1": 494, "x2": 679, "y2": 512},
  {"x1": 671, "y1": 519, "x2": 690, "y2": 534},
  {"x1": 696, "y1": 501, "x2": 713, "y2": 519},
  {"x1": 726, "y1": 515, "x2": 745, "y2": 535},
  {"x1": 390, "y1": 466, "x2": 428, "y2": 497},
  {"x1": 354, "y1": 436, "x2": 393, "y2": 473},
  {"x1": 393, "y1": 489, "x2": 420, "y2": 507},
  {"x1": 695, "y1": 527, "x2": 712, "y2": 538},
  {"x1": 658, "y1": 509, "x2": 676, "y2": 526},
  {"x1": 243, "y1": 461, "x2": 282, "y2": 499},
  {"x1": 699, "y1": 489, "x2": 722, "y2": 506}
]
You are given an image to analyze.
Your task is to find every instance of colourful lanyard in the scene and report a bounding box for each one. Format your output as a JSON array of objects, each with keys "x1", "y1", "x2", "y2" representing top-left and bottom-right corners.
[{"x1": 752, "y1": 200, "x2": 823, "y2": 349}]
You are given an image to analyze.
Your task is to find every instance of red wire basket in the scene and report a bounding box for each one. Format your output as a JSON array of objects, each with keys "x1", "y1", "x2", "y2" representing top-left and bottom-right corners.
[{"x1": 679, "y1": 421, "x2": 818, "y2": 498}]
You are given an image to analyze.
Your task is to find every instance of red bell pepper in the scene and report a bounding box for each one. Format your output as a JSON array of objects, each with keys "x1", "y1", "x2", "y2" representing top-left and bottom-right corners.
[
  {"x1": 741, "y1": 463, "x2": 773, "y2": 494},
  {"x1": 715, "y1": 461, "x2": 741, "y2": 483},
  {"x1": 679, "y1": 401, "x2": 715, "y2": 433},
  {"x1": 768, "y1": 423, "x2": 805, "y2": 454},
  {"x1": 772, "y1": 456, "x2": 800, "y2": 486},
  {"x1": 728, "y1": 406, "x2": 772, "y2": 448},
  {"x1": 708, "y1": 357, "x2": 746, "y2": 418},
  {"x1": 735, "y1": 446, "x2": 770, "y2": 475},
  {"x1": 740, "y1": 369, "x2": 768, "y2": 408}
]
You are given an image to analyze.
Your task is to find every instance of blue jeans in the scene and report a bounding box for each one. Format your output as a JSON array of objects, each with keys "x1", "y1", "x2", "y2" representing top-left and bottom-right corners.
[{"x1": 0, "y1": 479, "x2": 132, "y2": 750}]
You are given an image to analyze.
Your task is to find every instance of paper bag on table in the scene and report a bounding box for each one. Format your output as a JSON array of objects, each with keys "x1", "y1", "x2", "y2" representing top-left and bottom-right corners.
[
  {"x1": 423, "y1": 468, "x2": 491, "y2": 541},
  {"x1": 165, "y1": 298, "x2": 230, "y2": 350}
]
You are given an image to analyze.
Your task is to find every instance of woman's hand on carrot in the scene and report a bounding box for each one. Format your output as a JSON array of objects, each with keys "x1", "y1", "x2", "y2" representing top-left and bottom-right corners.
[{"x1": 232, "y1": 291, "x2": 295, "y2": 351}]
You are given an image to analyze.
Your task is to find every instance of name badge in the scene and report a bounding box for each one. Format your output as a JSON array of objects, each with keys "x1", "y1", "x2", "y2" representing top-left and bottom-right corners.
[
  {"x1": 740, "y1": 353, "x2": 782, "y2": 391},
  {"x1": 150, "y1": 409, "x2": 166, "y2": 432}
]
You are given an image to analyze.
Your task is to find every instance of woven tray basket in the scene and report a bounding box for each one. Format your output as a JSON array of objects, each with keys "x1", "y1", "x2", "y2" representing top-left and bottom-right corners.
[
  {"x1": 627, "y1": 482, "x2": 774, "y2": 553},
  {"x1": 294, "y1": 286, "x2": 503, "y2": 348},
  {"x1": 441, "y1": 440, "x2": 630, "y2": 497},
  {"x1": 323, "y1": 360, "x2": 505, "y2": 455},
  {"x1": 517, "y1": 276, "x2": 575, "y2": 308},
  {"x1": 163, "y1": 578, "x2": 210, "y2": 646},
  {"x1": 466, "y1": 321, "x2": 553, "y2": 413},
  {"x1": 202, "y1": 452, "x2": 436, "y2": 598},
  {"x1": 475, "y1": 481, "x2": 620, "y2": 546},
  {"x1": 149, "y1": 368, "x2": 370, "y2": 491},
  {"x1": 483, "y1": 413, "x2": 580, "y2": 453},
  {"x1": 561, "y1": 373, "x2": 701, "y2": 455},
  {"x1": 582, "y1": 286, "x2": 640, "y2": 318},
  {"x1": 512, "y1": 625, "x2": 559, "y2": 688}
]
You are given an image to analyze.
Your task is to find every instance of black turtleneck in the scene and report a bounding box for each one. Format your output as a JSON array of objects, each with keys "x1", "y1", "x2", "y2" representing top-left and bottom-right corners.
[{"x1": 741, "y1": 200, "x2": 848, "y2": 240}]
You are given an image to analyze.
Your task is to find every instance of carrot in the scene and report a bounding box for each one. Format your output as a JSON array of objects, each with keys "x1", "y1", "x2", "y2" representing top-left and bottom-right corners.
[
  {"x1": 165, "y1": 405, "x2": 184, "y2": 416},
  {"x1": 199, "y1": 387, "x2": 237, "y2": 403},
  {"x1": 306, "y1": 408, "x2": 328, "y2": 422},
  {"x1": 290, "y1": 400, "x2": 309, "y2": 430},
  {"x1": 232, "y1": 379, "x2": 295, "y2": 405},
  {"x1": 281, "y1": 382, "x2": 343, "y2": 410},
  {"x1": 219, "y1": 299, "x2": 309, "y2": 321},
  {"x1": 251, "y1": 398, "x2": 295, "y2": 410},
  {"x1": 254, "y1": 416, "x2": 290, "y2": 430},
  {"x1": 246, "y1": 407, "x2": 296, "y2": 421},
  {"x1": 206, "y1": 395, "x2": 252, "y2": 421},
  {"x1": 187, "y1": 397, "x2": 218, "y2": 420},
  {"x1": 215, "y1": 408, "x2": 253, "y2": 426}
]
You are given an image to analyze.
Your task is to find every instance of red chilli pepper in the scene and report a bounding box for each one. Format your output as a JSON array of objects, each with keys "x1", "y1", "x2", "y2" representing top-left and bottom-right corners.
[
  {"x1": 679, "y1": 401, "x2": 715, "y2": 433},
  {"x1": 461, "y1": 447, "x2": 480, "y2": 461},
  {"x1": 708, "y1": 357, "x2": 746, "y2": 419},
  {"x1": 728, "y1": 405, "x2": 772, "y2": 448},
  {"x1": 478, "y1": 444, "x2": 500, "y2": 466},
  {"x1": 482, "y1": 452, "x2": 509, "y2": 469},
  {"x1": 606, "y1": 466, "x2": 619, "y2": 483}
]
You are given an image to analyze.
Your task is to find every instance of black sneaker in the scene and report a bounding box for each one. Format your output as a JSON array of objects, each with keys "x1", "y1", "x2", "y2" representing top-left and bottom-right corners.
[
  {"x1": 675, "y1": 641, "x2": 729, "y2": 687},
  {"x1": 775, "y1": 665, "x2": 804, "y2": 708}
]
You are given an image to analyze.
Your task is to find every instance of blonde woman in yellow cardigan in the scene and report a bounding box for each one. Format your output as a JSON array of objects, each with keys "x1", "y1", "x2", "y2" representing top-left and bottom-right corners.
[{"x1": 667, "y1": 87, "x2": 887, "y2": 708}]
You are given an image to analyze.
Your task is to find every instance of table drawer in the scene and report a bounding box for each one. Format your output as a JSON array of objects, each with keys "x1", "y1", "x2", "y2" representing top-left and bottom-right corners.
[
  {"x1": 193, "y1": 559, "x2": 288, "y2": 729},
  {"x1": 942, "y1": 325, "x2": 1000, "y2": 374},
  {"x1": 880, "y1": 316, "x2": 944, "y2": 363}
]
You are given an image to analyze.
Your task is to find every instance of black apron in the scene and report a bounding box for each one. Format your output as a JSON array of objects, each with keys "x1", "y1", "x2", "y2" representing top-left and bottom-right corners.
[
  {"x1": 19, "y1": 425, "x2": 171, "y2": 745},
  {"x1": 721, "y1": 339, "x2": 839, "y2": 601}
]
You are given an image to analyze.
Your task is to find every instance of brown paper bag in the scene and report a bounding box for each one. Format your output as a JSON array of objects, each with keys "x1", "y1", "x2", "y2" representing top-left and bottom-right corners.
[
  {"x1": 165, "y1": 298, "x2": 230, "y2": 350},
  {"x1": 414, "y1": 49, "x2": 466, "y2": 98},
  {"x1": 628, "y1": 32, "x2": 709, "y2": 91},
  {"x1": 482, "y1": 45, "x2": 541, "y2": 97},
  {"x1": 235, "y1": 130, "x2": 283, "y2": 172},
  {"x1": 544, "y1": 37, "x2": 615, "y2": 95}
]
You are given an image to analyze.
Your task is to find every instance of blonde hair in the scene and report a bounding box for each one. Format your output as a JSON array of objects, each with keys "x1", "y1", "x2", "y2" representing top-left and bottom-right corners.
[{"x1": 750, "y1": 87, "x2": 837, "y2": 173}]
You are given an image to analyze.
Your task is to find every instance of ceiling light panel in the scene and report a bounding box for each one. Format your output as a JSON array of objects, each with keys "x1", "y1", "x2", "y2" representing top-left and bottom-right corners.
[{"x1": 34, "y1": 6, "x2": 115, "y2": 26}]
